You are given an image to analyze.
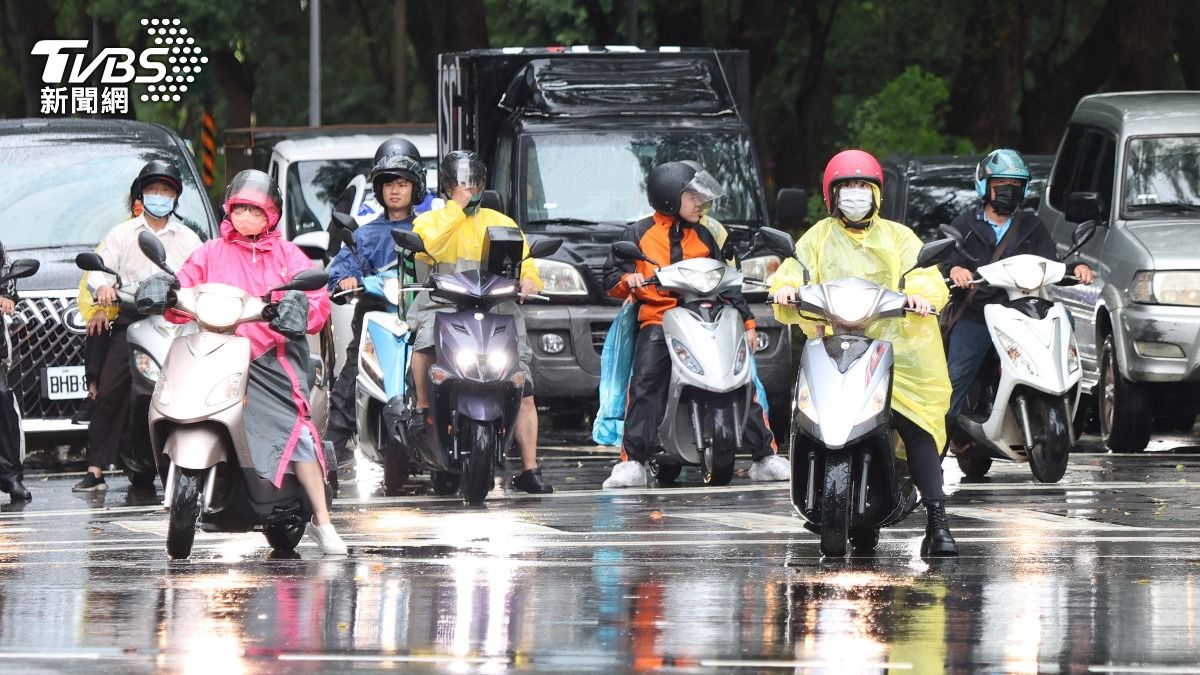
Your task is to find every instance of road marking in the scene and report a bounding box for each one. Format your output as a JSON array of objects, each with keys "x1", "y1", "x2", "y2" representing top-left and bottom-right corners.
[
  {"x1": 278, "y1": 653, "x2": 510, "y2": 665},
  {"x1": 699, "y1": 659, "x2": 912, "y2": 670},
  {"x1": 1089, "y1": 666, "x2": 1200, "y2": 674},
  {"x1": 668, "y1": 509, "x2": 1147, "y2": 533}
]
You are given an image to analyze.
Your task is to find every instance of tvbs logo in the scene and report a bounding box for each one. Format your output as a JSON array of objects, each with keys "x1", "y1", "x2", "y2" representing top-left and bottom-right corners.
[{"x1": 33, "y1": 18, "x2": 206, "y2": 114}]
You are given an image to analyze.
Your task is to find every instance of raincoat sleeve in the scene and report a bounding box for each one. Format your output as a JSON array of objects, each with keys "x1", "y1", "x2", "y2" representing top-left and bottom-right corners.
[
  {"x1": 412, "y1": 200, "x2": 467, "y2": 268},
  {"x1": 77, "y1": 271, "x2": 119, "y2": 321},
  {"x1": 897, "y1": 227, "x2": 950, "y2": 312},
  {"x1": 769, "y1": 223, "x2": 826, "y2": 336},
  {"x1": 88, "y1": 225, "x2": 123, "y2": 292},
  {"x1": 282, "y1": 244, "x2": 332, "y2": 335},
  {"x1": 325, "y1": 245, "x2": 361, "y2": 291}
]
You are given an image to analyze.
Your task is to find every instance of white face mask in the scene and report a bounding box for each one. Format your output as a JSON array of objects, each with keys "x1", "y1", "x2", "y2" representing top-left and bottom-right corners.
[{"x1": 838, "y1": 186, "x2": 874, "y2": 223}]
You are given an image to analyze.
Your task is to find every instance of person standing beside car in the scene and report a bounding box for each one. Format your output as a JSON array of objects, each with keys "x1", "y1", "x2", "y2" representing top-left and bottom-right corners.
[
  {"x1": 0, "y1": 245, "x2": 31, "y2": 503},
  {"x1": 73, "y1": 160, "x2": 203, "y2": 492},
  {"x1": 940, "y1": 149, "x2": 1095, "y2": 429}
]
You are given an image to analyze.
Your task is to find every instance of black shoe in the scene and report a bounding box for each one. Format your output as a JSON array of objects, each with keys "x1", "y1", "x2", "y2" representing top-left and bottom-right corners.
[
  {"x1": 72, "y1": 473, "x2": 108, "y2": 492},
  {"x1": 407, "y1": 408, "x2": 433, "y2": 452},
  {"x1": 511, "y1": 467, "x2": 554, "y2": 494},
  {"x1": 921, "y1": 500, "x2": 958, "y2": 557},
  {"x1": 71, "y1": 397, "x2": 94, "y2": 425},
  {"x1": 0, "y1": 478, "x2": 31, "y2": 502},
  {"x1": 334, "y1": 444, "x2": 356, "y2": 470}
]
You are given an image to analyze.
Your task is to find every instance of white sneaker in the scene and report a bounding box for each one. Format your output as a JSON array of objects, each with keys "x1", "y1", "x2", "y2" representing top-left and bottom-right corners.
[
  {"x1": 749, "y1": 455, "x2": 791, "y2": 482},
  {"x1": 307, "y1": 521, "x2": 348, "y2": 555},
  {"x1": 602, "y1": 461, "x2": 648, "y2": 489}
]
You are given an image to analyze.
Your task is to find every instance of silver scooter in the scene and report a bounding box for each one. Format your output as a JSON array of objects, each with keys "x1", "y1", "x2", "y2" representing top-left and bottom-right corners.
[
  {"x1": 757, "y1": 227, "x2": 956, "y2": 557},
  {"x1": 609, "y1": 241, "x2": 760, "y2": 486}
]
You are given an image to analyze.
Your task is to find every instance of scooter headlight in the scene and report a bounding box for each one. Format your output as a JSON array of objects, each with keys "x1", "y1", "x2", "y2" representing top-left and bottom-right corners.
[
  {"x1": 1068, "y1": 340, "x2": 1080, "y2": 374},
  {"x1": 794, "y1": 371, "x2": 818, "y2": 424},
  {"x1": 680, "y1": 267, "x2": 725, "y2": 295},
  {"x1": 454, "y1": 348, "x2": 478, "y2": 375},
  {"x1": 360, "y1": 330, "x2": 384, "y2": 388},
  {"x1": 487, "y1": 350, "x2": 509, "y2": 376},
  {"x1": 996, "y1": 329, "x2": 1039, "y2": 377},
  {"x1": 131, "y1": 347, "x2": 161, "y2": 382},
  {"x1": 667, "y1": 336, "x2": 705, "y2": 375},
  {"x1": 856, "y1": 375, "x2": 890, "y2": 425},
  {"x1": 206, "y1": 372, "x2": 243, "y2": 407}
]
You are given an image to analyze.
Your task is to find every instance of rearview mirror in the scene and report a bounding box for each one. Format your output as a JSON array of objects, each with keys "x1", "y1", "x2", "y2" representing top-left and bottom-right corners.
[
  {"x1": 391, "y1": 229, "x2": 426, "y2": 254},
  {"x1": 937, "y1": 224, "x2": 964, "y2": 248},
  {"x1": 1065, "y1": 192, "x2": 1103, "y2": 224},
  {"x1": 1062, "y1": 219, "x2": 1099, "y2": 260},
  {"x1": 279, "y1": 268, "x2": 329, "y2": 293},
  {"x1": 527, "y1": 237, "x2": 563, "y2": 259},
  {"x1": 293, "y1": 231, "x2": 331, "y2": 262},
  {"x1": 775, "y1": 188, "x2": 808, "y2": 228},
  {"x1": 612, "y1": 241, "x2": 650, "y2": 263},
  {"x1": 339, "y1": 226, "x2": 359, "y2": 251},
  {"x1": 137, "y1": 230, "x2": 173, "y2": 274},
  {"x1": 1, "y1": 258, "x2": 39, "y2": 282},
  {"x1": 75, "y1": 252, "x2": 113, "y2": 274},
  {"x1": 331, "y1": 211, "x2": 357, "y2": 231},
  {"x1": 755, "y1": 227, "x2": 797, "y2": 260},
  {"x1": 899, "y1": 237, "x2": 957, "y2": 290}
]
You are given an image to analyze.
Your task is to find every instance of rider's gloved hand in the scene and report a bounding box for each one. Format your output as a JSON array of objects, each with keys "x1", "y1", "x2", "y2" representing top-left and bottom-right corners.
[
  {"x1": 269, "y1": 290, "x2": 309, "y2": 341},
  {"x1": 135, "y1": 272, "x2": 178, "y2": 315}
]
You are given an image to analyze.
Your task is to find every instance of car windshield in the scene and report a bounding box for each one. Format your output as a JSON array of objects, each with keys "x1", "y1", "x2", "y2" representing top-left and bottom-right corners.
[
  {"x1": 902, "y1": 174, "x2": 1048, "y2": 241},
  {"x1": 521, "y1": 132, "x2": 763, "y2": 229},
  {"x1": 0, "y1": 132, "x2": 213, "y2": 248},
  {"x1": 286, "y1": 159, "x2": 375, "y2": 237},
  {"x1": 1124, "y1": 136, "x2": 1200, "y2": 217}
]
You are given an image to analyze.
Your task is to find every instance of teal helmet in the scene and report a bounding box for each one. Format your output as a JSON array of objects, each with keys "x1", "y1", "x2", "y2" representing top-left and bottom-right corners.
[{"x1": 975, "y1": 149, "x2": 1030, "y2": 199}]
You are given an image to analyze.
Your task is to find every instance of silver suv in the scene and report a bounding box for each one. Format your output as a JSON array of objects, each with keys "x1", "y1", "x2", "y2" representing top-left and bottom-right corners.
[{"x1": 1038, "y1": 91, "x2": 1200, "y2": 453}]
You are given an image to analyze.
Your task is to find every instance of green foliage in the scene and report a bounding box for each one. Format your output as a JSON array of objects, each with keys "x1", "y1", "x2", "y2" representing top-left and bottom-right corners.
[{"x1": 844, "y1": 66, "x2": 975, "y2": 157}]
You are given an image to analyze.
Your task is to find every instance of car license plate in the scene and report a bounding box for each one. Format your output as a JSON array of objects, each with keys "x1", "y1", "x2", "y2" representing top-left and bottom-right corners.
[{"x1": 42, "y1": 366, "x2": 88, "y2": 400}]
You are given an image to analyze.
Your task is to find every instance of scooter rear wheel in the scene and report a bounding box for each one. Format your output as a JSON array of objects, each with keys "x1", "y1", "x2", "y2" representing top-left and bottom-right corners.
[
  {"x1": 460, "y1": 421, "x2": 497, "y2": 505},
  {"x1": 955, "y1": 451, "x2": 992, "y2": 480},
  {"x1": 263, "y1": 520, "x2": 306, "y2": 552},
  {"x1": 1028, "y1": 395, "x2": 1070, "y2": 483},
  {"x1": 819, "y1": 454, "x2": 852, "y2": 557},
  {"x1": 649, "y1": 460, "x2": 682, "y2": 484},
  {"x1": 166, "y1": 468, "x2": 202, "y2": 560}
]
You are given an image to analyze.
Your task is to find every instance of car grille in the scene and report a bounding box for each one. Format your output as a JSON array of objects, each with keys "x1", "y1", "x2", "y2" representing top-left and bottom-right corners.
[
  {"x1": 591, "y1": 322, "x2": 612, "y2": 353},
  {"x1": 587, "y1": 263, "x2": 607, "y2": 290},
  {"x1": 7, "y1": 295, "x2": 86, "y2": 422}
]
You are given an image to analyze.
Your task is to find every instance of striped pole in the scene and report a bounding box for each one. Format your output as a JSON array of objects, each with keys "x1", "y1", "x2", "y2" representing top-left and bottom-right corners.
[{"x1": 200, "y1": 109, "x2": 216, "y2": 188}]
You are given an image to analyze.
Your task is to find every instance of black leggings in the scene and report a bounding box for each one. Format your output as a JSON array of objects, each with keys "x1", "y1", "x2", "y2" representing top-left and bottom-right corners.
[{"x1": 894, "y1": 413, "x2": 945, "y2": 502}]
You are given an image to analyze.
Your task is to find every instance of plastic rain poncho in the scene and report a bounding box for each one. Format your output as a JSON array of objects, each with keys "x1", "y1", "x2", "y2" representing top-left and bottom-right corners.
[{"x1": 769, "y1": 186, "x2": 952, "y2": 450}]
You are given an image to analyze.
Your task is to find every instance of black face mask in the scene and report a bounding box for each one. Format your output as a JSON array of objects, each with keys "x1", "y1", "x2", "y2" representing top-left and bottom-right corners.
[{"x1": 989, "y1": 183, "x2": 1023, "y2": 216}]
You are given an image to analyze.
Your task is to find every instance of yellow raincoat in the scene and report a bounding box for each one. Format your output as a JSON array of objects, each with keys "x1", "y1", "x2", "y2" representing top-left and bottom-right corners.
[
  {"x1": 412, "y1": 201, "x2": 542, "y2": 289},
  {"x1": 769, "y1": 187, "x2": 951, "y2": 449}
]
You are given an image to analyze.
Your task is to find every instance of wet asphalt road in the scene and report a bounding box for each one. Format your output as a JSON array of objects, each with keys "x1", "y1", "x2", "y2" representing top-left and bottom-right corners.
[{"x1": 2, "y1": 430, "x2": 1200, "y2": 673}]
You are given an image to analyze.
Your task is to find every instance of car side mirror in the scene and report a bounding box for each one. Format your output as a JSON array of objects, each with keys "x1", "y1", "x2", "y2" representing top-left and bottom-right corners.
[
  {"x1": 391, "y1": 229, "x2": 426, "y2": 254},
  {"x1": 612, "y1": 241, "x2": 655, "y2": 265},
  {"x1": 527, "y1": 237, "x2": 563, "y2": 259},
  {"x1": 277, "y1": 268, "x2": 329, "y2": 292},
  {"x1": 1065, "y1": 192, "x2": 1103, "y2": 224},
  {"x1": 775, "y1": 188, "x2": 808, "y2": 228},
  {"x1": 137, "y1": 230, "x2": 174, "y2": 275},
  {"x1": 0, "y1": 258, "x2": 39, "y2": 283}
]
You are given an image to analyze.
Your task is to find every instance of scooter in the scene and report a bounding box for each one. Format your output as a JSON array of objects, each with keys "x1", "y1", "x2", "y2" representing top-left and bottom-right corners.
[
  {"x1": 757, "y1": 227, "x2": 957, "y2": 557},
  {"x1": 390, "y1": 227, "x2": 562, "y2": 505},
  {"x1": 134, "y1": 231, "x2": 334, "y2": 559},
  {"x1": 328, "y1": 227, "x2": 414, "y2": 495},
  {"x1": 1, "y1": 258, "x2": 41, "y2": 471},
  {"x1": 608, "y1": 240, "x2": 762, "y2": 486},
  {"x1": 75, "y1": 252, "x2": 198, "y2": 490},
  {"x1": 943, "y1": 220, "x2": 1097, "y2": 483}
]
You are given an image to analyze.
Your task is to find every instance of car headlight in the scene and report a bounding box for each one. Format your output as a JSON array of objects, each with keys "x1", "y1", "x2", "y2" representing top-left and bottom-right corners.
[
  {"x1": 794, "y1": 372, "x2": 818, "y2": 424},
  {"x1": 205, "y1": 373, "x2": 243, "y2": 406},
  {"x1": 680, "y1": 267, "x2": 725, "y2": 295},
  {"x1": 667, "y1": 336, "x2": 704, "y2": 375},
  {"x1": 532, "y1": 259, "x2": 588, "y2": 296},
  {"x1": 741, "y1": 255, "x2": 781, "y2": 293},
  {"x1": 856, "y1": 375, "x2": 890, "y2": 425},
  {"x1": 1130, "y1": 271, "x2": 1200, "y2": 306},
  {"x1": 996, "y1": 329, "x2": 1038, "y2": 376},
  {"x1": 360, "y1": 330, "x2": 384, "y2": 388},
  {"x1": 131, "y1": 347, "x2": 161, "y2": 382}
]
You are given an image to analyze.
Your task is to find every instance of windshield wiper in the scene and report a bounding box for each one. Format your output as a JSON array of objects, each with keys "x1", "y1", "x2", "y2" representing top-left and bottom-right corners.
[{"x1": 1130, "y1": 201, "x2": 1200, "y2": 213}]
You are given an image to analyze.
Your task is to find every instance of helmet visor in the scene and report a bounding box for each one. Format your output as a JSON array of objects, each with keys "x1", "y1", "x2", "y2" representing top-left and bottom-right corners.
[
  {"x1": 683, "y1": 169, "x2": 725, "y2": 206},
  {"x1": 442, "y1": 156, "x2": 486, "y2": 191},
  {"x1": 225, "y1": 171, "x2": 281, "y2": 225}
]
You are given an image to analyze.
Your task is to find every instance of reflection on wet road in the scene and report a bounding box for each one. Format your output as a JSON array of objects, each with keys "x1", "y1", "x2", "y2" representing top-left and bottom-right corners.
[{"x1": 1, "y1": 434, "x2": 1199, "y2": 673}]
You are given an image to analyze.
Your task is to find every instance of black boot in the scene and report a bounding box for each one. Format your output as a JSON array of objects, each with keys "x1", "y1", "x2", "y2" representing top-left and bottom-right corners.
[
  {"x1": 921, "y1": 500, "x2": 958, "y2": 557},
  {"x1": 0, "y1": 477, "x2": 31, "y2": 502}
]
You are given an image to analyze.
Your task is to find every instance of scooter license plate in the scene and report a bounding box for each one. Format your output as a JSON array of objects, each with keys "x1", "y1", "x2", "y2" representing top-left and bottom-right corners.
[{"x1": 42, "y1": 366, "x2": 88, "y2": 400}]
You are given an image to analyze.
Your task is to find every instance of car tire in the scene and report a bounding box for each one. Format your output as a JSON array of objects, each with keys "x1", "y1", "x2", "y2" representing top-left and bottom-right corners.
[{"x1": 1099, "y1": 333, "x2": 1152, "y2": 454}]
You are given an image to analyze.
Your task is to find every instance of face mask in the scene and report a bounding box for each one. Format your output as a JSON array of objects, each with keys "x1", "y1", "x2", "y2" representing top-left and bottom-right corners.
[
  {"x1": 838, "y1": 186, "x2": 874, "y2": 224},
  {"x1": 230, "y1": 211, "x2": 269, "y2": 237},
  {"x1": 142, "y1": 194, "x2": 175, "y2": 218},
  {"x1": 989, "y1": 183, "x2": 1023, "y2": 216},
  {"x1": 464, "y1": 192, "x2": 482, "y2": 216}
]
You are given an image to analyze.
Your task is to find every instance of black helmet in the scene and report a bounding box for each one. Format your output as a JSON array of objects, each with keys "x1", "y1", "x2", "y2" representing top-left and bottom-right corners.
[
  {"x1": 646, "y1": 161, "x2": 725, "y2": 216},
  {"x1": 137, "y1": 159, "x2": 183, "y2": 195},
  {"x1": 370, "y1": 153, "x2": 425, "y2": 203},
  {"x1": 373, "y1": 137, "x2": 421, "y2": 164},
  {"x1": 439, "y1": 150, "x2": 486, "y2": 196}
]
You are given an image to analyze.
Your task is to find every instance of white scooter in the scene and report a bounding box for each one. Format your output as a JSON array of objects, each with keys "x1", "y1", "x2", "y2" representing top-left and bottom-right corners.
[
  {"x1": 609, "y1": 241, "x2": 759, "y2": 486},
  {"x1": 944, "y1": 221, "x2": 1097, "y2": 483}
]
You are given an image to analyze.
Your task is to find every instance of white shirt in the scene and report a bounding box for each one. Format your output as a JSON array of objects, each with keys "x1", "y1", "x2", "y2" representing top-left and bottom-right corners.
[{"x1": 87, "y1": 215, "x2": 204, "y2": 291}]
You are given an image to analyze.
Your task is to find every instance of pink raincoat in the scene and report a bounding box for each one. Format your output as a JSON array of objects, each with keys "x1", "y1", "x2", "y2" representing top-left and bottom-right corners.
[{"x1": 171, "y1": 218, "x2": 331, "y2": 485}]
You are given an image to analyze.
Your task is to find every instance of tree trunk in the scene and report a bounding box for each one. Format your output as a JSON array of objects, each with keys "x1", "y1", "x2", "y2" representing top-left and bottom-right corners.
[
  {"x1": 1174, "y1": 0, "x2": 1200, "y2": 88},
  {"x1": 393, "y1": 0, "x2": 407, "y2": 121},
  {"x1": 407, "y1": 0, "x2": 487, "y2": 118},
  {"x1": 209, "y1": 48, "x2": 255, "y2": 176},
  {"x1": 653, "y1": 0, "x2": 705, "y2": 47},
  {"x1": 1110, "y1": 0, "x2": 1171, "y2": 90},
  {"x1": 945, "y1": 5, "x2": 1027, "y2": 148},
  {"x1": 5, "y1": 0, "x2": 60, "y2": 116},
  {"x1": 727, "y1": 0, "x2": 792, "y2": 95}
]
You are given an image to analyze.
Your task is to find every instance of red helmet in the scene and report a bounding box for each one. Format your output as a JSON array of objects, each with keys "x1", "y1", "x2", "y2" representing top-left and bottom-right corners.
[{"x1": 822, "y1": 150, "x2": 883, "y2": 210}]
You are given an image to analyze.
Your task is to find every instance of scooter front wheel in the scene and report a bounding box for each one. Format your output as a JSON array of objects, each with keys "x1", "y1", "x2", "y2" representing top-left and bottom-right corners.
[
  {"x1": 167, "y1": 468, "x2": 203, "y2": 560},
  {"x1": 819, "y1": 454, "x2": 852, "y2": 557},
  {"x1": 649, "y1": 460, "x2": 682, "y2": 484},
  {"x1": 955, "y1": 450, "x2": 992, "y2": 479},
  {"x1": 702, "y1": 404, "x2": 737, "y2": 486},
  {"x1": 1027, "y1": 395, "x2": 1070, "y2": 483},
  {"x1": 460, "y1": 421, "x2": 497, "y2": 505}
]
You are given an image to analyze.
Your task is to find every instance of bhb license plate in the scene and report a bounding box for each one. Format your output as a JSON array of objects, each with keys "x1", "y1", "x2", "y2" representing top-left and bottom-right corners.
[{"x1": 42, "y1": 366, "x2": 88, "y2": 400}]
